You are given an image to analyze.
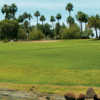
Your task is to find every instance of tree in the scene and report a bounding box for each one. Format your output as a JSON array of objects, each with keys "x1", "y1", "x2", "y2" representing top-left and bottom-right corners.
[
  {"x1": 60, "y1": 23, "x2": 80, "y2": 39},
  {"x1": 55, "y1": 23, "x2": 61, "y2": 39},
  {"x1": 88, "y1": 15, "x2": 100, "y2": 38},
  {"x1": 24, "y1": 20, "x2": 30, "y2": 40},
  {"x1": 10, "y1": 3, "x2": 18, "y2": 19},
  {"x1": 67, "y1": 16, "x2": 75, "y2": 28},
  {"x1": 1, "y1": 4, "x2": 18, "y2": 20},
  {"x1": 56, "y1": 13, "x2": 62, "y2": 23},
  {"x1": 50, "y1": 16, "x2": 55, "y2": 29},
  {"x1": 0, "y1": 20, "x2": 19, "y2": 40},
  {"x1": 66, "y1": 3, "x2": 73, "y2": 16},
  {"x1": 76, "y1": 11, "x2": 84, "y2": 35},
  {"x1": 76, "y1": 11, "x2": 88, "y2": 34},
  {"x1": 34, "y1": 11, "x2": 40, "y2": 26},
  {"x1": 82, "y1": 13, "x2": 88, "y2": 28},
  {"x1": 1, "y1": 4, "x2": 11, "y2": 19},
  {"x1": 40, "y1": 15, "x2": 46, "y2": 25},
  {"x1": 17, "y1": 26, "x2": 27, "y2": 40},
  {"x1": 18, "y1": 15, "x2": 24, "y2": 23},
  {"x1": 23, "y1": 12, "x2": 32, "y2": 21},
  {"x1": 43, "y1": 23, "x2": 52, "y2": 38},
  {"x1": 29, "y1": 28, "x2": 44, "y2": 40},
  {"x1": 18, "y1": 12, "x2": 32, "y2": 23}
]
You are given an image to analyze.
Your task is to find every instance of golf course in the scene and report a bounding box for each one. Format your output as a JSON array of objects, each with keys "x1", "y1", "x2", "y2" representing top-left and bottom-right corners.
[{"x1": 0, "y1": 40, "x2": 100, "y2": 94}]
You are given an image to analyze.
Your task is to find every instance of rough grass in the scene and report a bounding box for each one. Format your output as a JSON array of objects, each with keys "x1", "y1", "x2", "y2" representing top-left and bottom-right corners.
[{"x1": 0, "y1": 40, "x2": 100, "y2": 94}]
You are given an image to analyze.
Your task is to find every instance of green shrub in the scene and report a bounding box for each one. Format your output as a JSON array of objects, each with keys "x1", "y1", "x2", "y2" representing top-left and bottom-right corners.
[
  {"x1": 0, "y1": 20, "x2": 19, "y2": 40},
  {"x1": 82, "y1": 28, "x2": 93, "y2": 39},
  {"x1": 77, "y1": 94, "x2": 85, "y2": 100},
  {"x1": 60, "y1": 24, "x2": 80, "y2": 39},
  {"x1": 64, "y1": 92, "x2": 76, "y2": 100},
  {"x1": 29, "y1": 28, "x2": 44, "y2": 40},
  {"x1": 17, "y1": 27, "x2": 27, "y2": 40},
  {"x1": 3, "y1": 38, "x2": 9, "y2": 43}
]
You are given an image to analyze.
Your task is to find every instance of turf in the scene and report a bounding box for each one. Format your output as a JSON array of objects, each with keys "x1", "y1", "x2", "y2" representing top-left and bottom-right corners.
[{"x1": 0, "y1": 40, "x2": 100, "y2": 93}]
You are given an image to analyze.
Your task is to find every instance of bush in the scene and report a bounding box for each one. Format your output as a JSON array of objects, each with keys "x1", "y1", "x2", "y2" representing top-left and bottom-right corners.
[
  {"x1": 17, "y1": 27, "x2": 27, "y2": 40},
  {"x1": 86, "y1": 88, "x2": 96, "y2": 98},
  {"x1": 0, "y1": 20, "x2": 19, "y2": 40},
  {"x1": 60, "y1": 24, "x2": 80, "y2": 39},
  {"x1": 64, "y1": 92, "x2": 76, "y2": 100},
  {"x1": 82, "y1": 28, "x2": 93, "y2": 39},
  {"x1": 77, "y1": 94, "x2": 85, "y2": 100},
  {"x1": 29, "y1": 28, "x2": 44, "y2": 40},
  {"x1": 3, "y1": 38, "x2": 9, "y2": 43}
]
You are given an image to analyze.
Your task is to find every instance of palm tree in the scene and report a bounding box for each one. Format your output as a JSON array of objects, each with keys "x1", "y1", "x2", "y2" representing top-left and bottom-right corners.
[
  {"x1": 88, "y1": 15, "x2": 100, "y2": 38},
  {"x1": 40, "y1": 15, "x2": 46, "y2": 25},
  {"x1": 50, "y1": 16, "x2": 55, "y2": 29},
  {"x1": 10, "y1": 3, "x2": 18, "y2": 19},
  {"x1": 76, "y1": 11, "x2": 84, "y2": 34},
  {"x1": 34, "y1": 11, "x2": 40, "y2": 26},
  {"x1": 83, "y1": 13, "x2": 88, "y2": 29},
  {"x1": 23, "y1": 12, "x2": 29, "y2": 19},
  {"x1": 96, "y1": 15, "x2": 100, "y2": 38},
  {"x1": 1, "y1": 4, "x2": 10, "y2": 19},
  {"x1": 56, "y1": 13, "x2": 62, "y2": 23},
  {"x1": 67, "y1": 16, "x2": 75, "y2": 28},
  {"x1": 76, "y1": 11, "x2": 88, "y2": 33},
  {"x1": 18, "y1": 15, "x2": 24, "y2": 23},
  {"x1": 28, "y1": 14, "x2": 32, "y2": 21},
  {"x1": 66, "y1": 3, "x2": 73, "y2": 16},
  {"x1": 24, "y1": 20, "x2": 29, "y2": 40},
  {"x1": 18, "y1": 12, "x2": 32, "y2": 23}
]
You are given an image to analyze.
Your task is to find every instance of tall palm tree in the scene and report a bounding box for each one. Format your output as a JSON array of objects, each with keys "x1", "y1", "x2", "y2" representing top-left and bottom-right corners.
[
  {"x1": 24, "y1": 20, "x2": 29, "y2": 40},
  {"x1": 28, "y1": 14, "x2": 32, "y2": 21},
  {"x1": 50, "y1": 16, "x2": 55, "y2": 29},
  {"x1": 67, "y1": 16, "x2": 75, "y2": 28},
  {"x1": 88, "y1": 15, "x2": 100, "y2": 38},
  {"x1": 10, "y1": 3, "x2": 18, "y2": 19},
  {"x1": 40, "y1": 15, "x2": 46, "y2": 25},
  {"x1": 1, "y1": 4, "x2": 10, "y2": 19},
  {"x1": 23, "y1": 12, "x2": 29, "y2": 19},
  {"x1": 18, "y1": 12, "x2": 32, "y2": 23},
  {"x1": 76, "y1": 11, "x2": 89, "y2": 33},
  {"x1": 34, "y1": 11, "x2": 40, "y2": 26},
  {"x1": 76, "y1": 11, "x2": 85, "y2": 34},
  {"x1": 56, "y1": 13, "x2": 62, "y2": 23},
  {"x1": 83, "y1": 13, "x2": 88, "y2": 29},
  {"x1": 66, "y1": 3, "x2": 73, "y2": 16},
  {"x1": 18, "y1": 15, "x2": 24, "y2": 23}
]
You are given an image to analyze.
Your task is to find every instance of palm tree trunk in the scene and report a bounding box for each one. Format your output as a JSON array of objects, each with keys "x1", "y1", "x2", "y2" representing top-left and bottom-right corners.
[
  {"x1": 69, "y1": 23, "x2": 71, "y2": 28},
  {"x1": 85, "y1": 23, "x2": 87, "y2": 29},
  {"x1": 52, "y1": 22, "x2": 54, "y2": 30},
  {"x1": 57, "y1": 19, "x2": 59, "y2": 24},
  {"x1": 99, "y1": 29, "x2": 100, "y2": 39},
  {"x1": 69, "y1": 11, "x2": 71, "y2": 17},
  {"x1": 80, "y1": 22, "x2": 83, "y2": 33},
  {"x1": 95, "y1": 28, "x2": 98, "y2": 38},
  {"x1": 37, "y1": 17, "x2": 38, "y2": 26},
  {"x1": 80, "y1": 22, "x2": 83, "y2": 38},
  {"x1": 42, "y1": 21, "x2": 43, "y2": 26}
]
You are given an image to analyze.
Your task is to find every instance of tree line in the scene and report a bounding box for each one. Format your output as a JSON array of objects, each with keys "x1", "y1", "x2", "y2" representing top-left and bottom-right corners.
[{"x1": 0, "y1": 2, "x2": 100, "y2": 41}]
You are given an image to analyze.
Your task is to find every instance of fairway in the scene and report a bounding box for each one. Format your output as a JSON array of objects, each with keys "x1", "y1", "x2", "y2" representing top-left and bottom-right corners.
[{"x1": 0, "y1": 40, "x2": 100, "y2": 93}]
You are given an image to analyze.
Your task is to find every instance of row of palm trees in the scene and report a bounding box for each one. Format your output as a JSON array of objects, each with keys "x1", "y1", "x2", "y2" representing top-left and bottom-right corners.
[
  {"x1": 0, "y1": 3, "x2": 74, "y2": 26},
  {"x1": 1, "y1": 3, "x2": 100, "y2": 38}
]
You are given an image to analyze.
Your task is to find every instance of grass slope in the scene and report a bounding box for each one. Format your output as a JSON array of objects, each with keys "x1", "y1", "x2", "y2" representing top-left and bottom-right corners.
[{"x1": 0, "y1": 40, "x2": 100, "y2": 93}]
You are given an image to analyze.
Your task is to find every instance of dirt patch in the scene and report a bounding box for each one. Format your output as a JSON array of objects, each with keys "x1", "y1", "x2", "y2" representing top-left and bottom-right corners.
[{"x1": 18, "y1": 40, "x2": 59, "y2": 43}]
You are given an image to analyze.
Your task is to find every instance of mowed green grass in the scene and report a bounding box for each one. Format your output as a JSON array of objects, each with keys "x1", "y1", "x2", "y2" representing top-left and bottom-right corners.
[{"x1": 0, "y1": 40, "x2": 100, "y2": 88}]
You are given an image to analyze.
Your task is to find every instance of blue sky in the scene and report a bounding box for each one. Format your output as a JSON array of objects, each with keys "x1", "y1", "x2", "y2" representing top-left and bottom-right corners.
[{"x1": 0, "y1": 0, "x2": 100, "y2": 25}]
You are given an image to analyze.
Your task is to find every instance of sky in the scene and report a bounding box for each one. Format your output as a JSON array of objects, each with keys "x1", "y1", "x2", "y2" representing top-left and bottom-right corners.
[{"x1": 0, "y1": 0, "x2": 100, "y2": 25}]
